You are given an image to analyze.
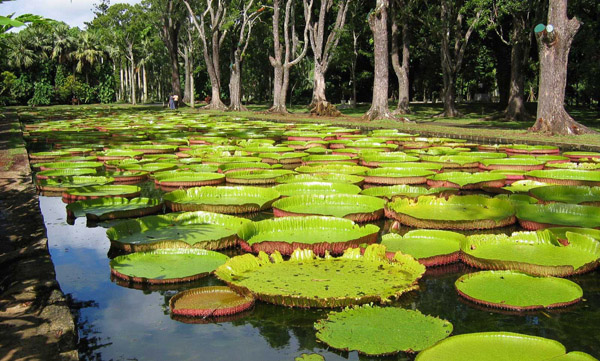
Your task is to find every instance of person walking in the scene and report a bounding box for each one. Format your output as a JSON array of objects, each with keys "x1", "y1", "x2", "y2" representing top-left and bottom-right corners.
[
  {"x1": 168, "y1": 95, "x2": 175, "y2": 109},
  {"x1": 172, "y1": 94, "x2": 179, "y2": 109}
]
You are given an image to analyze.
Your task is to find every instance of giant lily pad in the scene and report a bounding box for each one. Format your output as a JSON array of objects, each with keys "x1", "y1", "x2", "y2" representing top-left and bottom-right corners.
[
  {"x1": 225, "y1": 169, "x2": 295, "y2": 185},
  {"x1": 419, "y1": 155, "x2": 481, "y2": 168},
  {"x1": 37, "y1": 161, "x2": 103, "y2": 171},
  {"x1": 35, "y1": 168, "x2": 97, "y2": 180},
  {"x1": 515, "y1": 202, "x2": 600, "y2": 230},
  {"x1": 110, "y1": 249, "x2": 229, "y2": 284},
  {"x1": 360, "y1": 185, "x2": 456, "y2": 200},
  {"x1": 107, "y1": 211, "x2": 250, "y2": 252},
  {"x1": 385, "y1": 195, "x2": 515, "y2": 230},
  {"x1": 360, "y1": 152, "x2": 419, "y2": 167},
  {"x1": 479, "y1": 158, "x2": 545, "y2": 171},
  {"x1": 238, "y1": 216, "x2": 379, "y2": 255},
  {"x1": 529, "y1": 185, "x2": 600, "y2": 206},
  {"x1": 504, "y1": 144, "x2": 560, "y2": 155},
  {"x1": 169, "y1": 286, "x2": 255, "y2": 318},
  {"x1": 214, "y1": 245, "x2": 426, "y2": 308},
  {"x1": 455, "y1": 270, "x2": 583, "y2": 310},
  {"x1": 66, "y1": 197, "x2": 163, "y2": 221},
  {"x1": 62, "y1": 184, "x2": 141, "y2": 203},
  {"x1": 314, "y1": 305, "x2": 452, "y2": 356},
  {"x1": 381, "y1": 230, "x2": 465, "y2": 266},
  {"x1": 364, "y1": 168, "x2": 436, "y2": 185},
  {"x1": 426, "y1": 172, "x2": 505, "y2": 189},
  {"x1": 273, "y1": 181, "x2": 361, "y2": 197},
  {"x1": 295, "y1": 164, "x2": 369, "y2": 175},
  {"x1": 415, "y1": 332, "x2": 595, "y2": 361},
  {"x1": 272, "y1": 194, "x2": 385, "y2": 222},
  {"x1": 153, "y1": 171, "x2": 225, "y2": 189},
  {"x1": 164, "y1": 186, "x2": 280, "y2": 213},
  {"x1": 461, "y1": 230, "x2": 600, "y2": 276},
  {"x1": 276, "y1": 173, "x2": 364, "y2": 186},
  {"x1": 525, "y1": 169, "x2": 600, "y2": 186},
  {"x1": 258, "y1": 152, "x2": 308, "y2": 164},
  {"x1": 36, "y1": 176, "x2": 114, "y2": 192}
]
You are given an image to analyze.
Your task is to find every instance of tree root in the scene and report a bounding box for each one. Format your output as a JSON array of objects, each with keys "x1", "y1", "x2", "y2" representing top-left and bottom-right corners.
[
  {"x1": 203, "y1": 100, "x2": 227, "y2": 110},
  {"x1": 529, "y1": 116, "x2": 596, "y2": 135},
  {"x1": 309, "y1": 101, "x2": 341, "y2": 117},
  {"x1": 362, "y1": 107, "x2": 397, "y2": 121},
  {"x1": 228, "y1": 104, "x2": 248, "y2": 112}
]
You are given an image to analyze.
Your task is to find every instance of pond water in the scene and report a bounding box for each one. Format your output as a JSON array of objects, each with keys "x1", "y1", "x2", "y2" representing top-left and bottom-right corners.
[{"x1": 41, "y1": 192, "x2": 600, "y2": 361}]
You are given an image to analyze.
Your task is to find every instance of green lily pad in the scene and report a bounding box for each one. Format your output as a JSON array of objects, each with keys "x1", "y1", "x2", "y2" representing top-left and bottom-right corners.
[
  {"x1": 96, "y1": 150, "x2": 144, "y2": 160},
  {"x1": 505, "y1": 144, "x2": 560, "y2": 154},
  {"x1": 364, "y1": 168, "x2": 436, "y2": 185},
  {"x1": 547, "y1": 227, "x2": 600, "y2": 242},
  {"x1": 545, "y1": 162, "x2": 600, "y2": 170},
  {"x1": 415, "y1": 332, "x2": 594, "y2": 361},
  {"x1": 419, "y1": 155, "x2": 481, "y2": 168},
  {"x1": 110, "y1": 249, "x2": 229, "y2": 284},
  {"x1": 36, "y1": 168, "x2": 97, "y2": 179},
  {"x1": 515, "y1": 202, "x2": 600, "y2": 229},
  {"x1": 427, "y1": 171, "x2": 505, "y2": 188},
  {"x1": 360, "y1": 185, "x2": 456, "y2": 200},
  {"x1": 215, "y1": 245, "x2": 426, "y2": 308},
  {"x1": 225, "y1": 169, "x2": 295, "y2": 184},
  {"x1": 153, "y1": 171, "x2": 225, "y2": 188},
  {"x1": 164, "y1": 186, "x2": 280, "y2": 213},
  {"x1": 385, "y1": 195, "x2": 515, "y2": 230},
  {"x1": 273, "y1": 181, "x2": 361, "y2": 196},
  {"x1": 66, "y1": 197, "x2": 162, "y2": 221},
  {"x1": 37, "y1": 176, "x2": 114, "y2": 192},
  {"x1": 238, "y1": 216, "x2": 379, "y2": 255},
  {"x1": 218, "y1": 162, "x2": 274, "y2": 173},
  {"x1": 377, "y1": 162, "x2": 444, "y2": 170},
  {"x1": 294, "y1": 354, "x2": 325, "y2": 361},
  {"x1": 525, "y1": 169, "x2": 600, "y2": 186},
  {"x1": 502, "y1": 180, "x2": 549, "y2": 193},
  {"x1": 62, "y1": 185, "x2": 141, "y2": 203},
  {"x1": 37, "y1": 161, "x2": 103, "y2": 171},
  {"x1": 272, "y1": 194, "x2": 385, "y2": 222},
  {"x1": 479, "y1": 158, "x2": 546, "y2": 170},
  {"x1": 455, "y1": 270, "x2": 583, "y2": 310},
  {"x1": 314, "y1": 305, "x2": 452, "y2": 356},
  {"x1": 107, "y1": 211, "x2": 250, "y2": 252},
  {"x1": 529, "y1": 185, "x2": 600, "y2": 205},
  {"x1": 295, "y1": 164, "x2": 369, "y2": 175},
  {"x1": 275, "y1": 173, "x2": 364, "y2": 185},
  {"x1": 461, "y1": 230, "x2": 600, "y2": 276},
  {"x1": 360, "y1": 152, "x2": 420, "y2": 166},
  {"x1": 381, "y1": 230, "x2": 465, "y2": 266}
]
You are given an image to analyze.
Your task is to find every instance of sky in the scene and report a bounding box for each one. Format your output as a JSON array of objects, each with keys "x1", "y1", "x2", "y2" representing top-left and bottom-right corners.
[{"x1": 0, "y1": 0, "x2": 141, "y2": 29}]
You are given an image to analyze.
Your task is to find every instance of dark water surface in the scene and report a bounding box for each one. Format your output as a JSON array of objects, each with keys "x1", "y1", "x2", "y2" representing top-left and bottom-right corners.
[{"x1": 41, "y1": 195, "x2": 600, "y2": 361}]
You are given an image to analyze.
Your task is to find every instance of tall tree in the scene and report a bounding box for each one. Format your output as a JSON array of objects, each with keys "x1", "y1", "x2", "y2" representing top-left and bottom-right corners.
[
  {"x1": 184, "y1": 0, "x2": 228, "y2": 110},
  {"x1": 307, "y1": 0, "x2": 349, "y2": 116},
  {"x1": 389, "y1": 0, "x2": 411, "y2": 114},
  {"x1": 529, "y1": 0, "x2": 594, "y2": 134},
  {"x1": 228, "y1": 0, "x2": 264, "y2": 111},
  {"x1": 268, "y1": 0, "x2": 313, "y2": 114},
  {"x1": 438, "y1": 0, "x2": 483, "y2": 117},
  {"x1": 363, "y1": 0, "x2": 393, "y2": 120}
]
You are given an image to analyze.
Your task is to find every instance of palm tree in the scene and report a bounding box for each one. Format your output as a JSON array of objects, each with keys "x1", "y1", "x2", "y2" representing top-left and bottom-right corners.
[
  {"x1": 51, "y1": 23, "x2": 76, "y2": 64},
  {"x1": 5, "y1": 33, "x2": 36, "y2": 69},
  {"x1": 72, "y1": 31, "x2": 103, "y2": 83}
]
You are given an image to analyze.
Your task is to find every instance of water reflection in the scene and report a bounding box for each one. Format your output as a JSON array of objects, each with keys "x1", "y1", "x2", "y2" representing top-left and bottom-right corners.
[{"x1": 40, "y1": 195, "x2": 600, "y2": 360}]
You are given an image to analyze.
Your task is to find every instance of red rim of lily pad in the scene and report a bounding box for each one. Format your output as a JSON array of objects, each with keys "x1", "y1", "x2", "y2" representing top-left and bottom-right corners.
[{"x1": 169, "y1": 286, "x2": 255, "y2": 318}]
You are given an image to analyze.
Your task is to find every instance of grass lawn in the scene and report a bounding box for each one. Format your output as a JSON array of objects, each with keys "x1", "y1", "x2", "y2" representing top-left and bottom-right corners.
[{"x1": 10, "y1": 102, "x2": 600, "y2": 150}]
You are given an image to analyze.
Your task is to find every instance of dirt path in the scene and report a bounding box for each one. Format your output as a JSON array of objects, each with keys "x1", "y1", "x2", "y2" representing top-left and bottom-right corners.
[{"x1": 0, "y1": 110, "x2": 78, "y2": 360}]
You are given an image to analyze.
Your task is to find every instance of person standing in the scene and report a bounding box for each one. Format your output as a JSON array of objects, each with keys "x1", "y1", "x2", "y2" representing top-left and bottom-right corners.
[
  {"x1": 168, "y1": 95, "x2": 175, "y2": 109},
  {"x1": 173, "y1": 94, "x2": 179, "y2": 109}
]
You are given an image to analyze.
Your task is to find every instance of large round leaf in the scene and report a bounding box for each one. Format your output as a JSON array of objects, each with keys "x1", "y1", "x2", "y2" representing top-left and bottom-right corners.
[
  {"x1": 385, "y1": 195, "x2": 515, "y2": 230},
  {"x1": 110, "y1": 249, "x2": 229, "y2": 283},
  {"x1": 169, "y1": 286, "x2": 255, "y2": 318},
  {"x1": 314, "y1": 305, "x2": 452, "y2": 356},
  {"x1": 107, "y1": 211, "x2": 250, "y2": 252},
  {"x1": 360, "y1": 185, "x2": 456, "y2": 200},
  {"x1": 461, "y1": 230, "x2": 600, "y2": 276},
  {"x1": 238, "y1": 216, "x2": 379, "y2": 255},
  {"x1": 163, "y1": 186, "x2": 280, "y2": 213},
  {"x1": 515, "y1": 202, "x2": 600, "y2": 229},
  {"x1": 529, "y1": 185, "x2": 600, "y2": 205},
  {"x1": 381, "y1": 230, "x2": 465, "y2": 266},
  {"x1": 272, "y1": 194, "x2": 385, "y2": 222},
  {"x1": 276, "y1": 173, "x2": 364, "y2": 185},
  {"x1": 62, "y1": 184, "x2": 141, "y2": 203},
  {"x1": 66, "y1": 197, "x2": 162, "y2": 221},
  {"x1": 274, "y1": 181, "x2": 361, "y2": 196},
  {"x1": 455, "y1": 270, "x2": 582, "y2": 310},
  {"x1": 215, "y1": 245, "x2": 426, "y2": 308},
  {"x1": 365, "y1": 168, "x2": 436, "y2": 185},
  {"x1": 525, "y1": 169, "x2": 600, "y2": 186},
  {"x1": 427, "y1": 171, "x2": 505, "y2": 189}
]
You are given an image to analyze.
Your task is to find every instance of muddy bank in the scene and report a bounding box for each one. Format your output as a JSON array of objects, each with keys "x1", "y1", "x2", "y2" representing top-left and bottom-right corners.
[{"x1": 0, "y1": 110, "x2": 78, "y2": 360}]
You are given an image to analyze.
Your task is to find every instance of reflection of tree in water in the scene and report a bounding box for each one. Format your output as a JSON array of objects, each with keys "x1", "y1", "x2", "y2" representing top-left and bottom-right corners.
[
  {"x1": 68, "y1": 295, "x2": 112, "y2": 361},
  {"x1": 232, "y1": 302, "x2": 328, "y2": 350}
]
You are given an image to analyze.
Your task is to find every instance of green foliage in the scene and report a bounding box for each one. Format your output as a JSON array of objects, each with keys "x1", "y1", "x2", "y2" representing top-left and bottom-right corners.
[
  {"x1": 11, "y1": 74, "x2": 33, "y2": 102},
  {"x1": 28, "y1": 81, "x2": 54, "y2": 106}
]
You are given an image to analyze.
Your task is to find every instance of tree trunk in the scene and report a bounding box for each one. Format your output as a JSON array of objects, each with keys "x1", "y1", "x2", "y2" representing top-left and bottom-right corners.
[
  {"x1": 119, "y1": 66, "x2": 124, "y2": 102},
  {"x1": 351, "y1": 30, "x2": 358, "y2": 107},
  {"x1": 530, "y1": 0, "x2": 593, "y2": 134},
  {"x1": 390, "y1": 0, "x2": 410, "y2": 115},
  {"x1": 182, "y1": 45, "x2": 191, "y2": 103},
  {"x1": 363, "y1": 0, "x2": 394, "y2": 120},
  {"x1": 505, "y1": 39, "x2": 528, "y2": 121},
  {"x1": 228, "y1": 53, "x2": 246, "y2": 111},
  {"x1": 130, "y1": 62, "x2": 136, "y2": 105},
  {"x1": 190, "y1": 63, "x2": 195, "y2": 108},
  {"x1": 142, "y1": 64, "x2": 148, "y2": 103},
  {"x1": 161, "y1": 0, "x2": 182, "y2": 99},
  {"x1": 310, "y1": 62, "x2": 341, "y2": 116},
  {"x1": 441, "y1": 69, "x2": 459, "y2": 117}
]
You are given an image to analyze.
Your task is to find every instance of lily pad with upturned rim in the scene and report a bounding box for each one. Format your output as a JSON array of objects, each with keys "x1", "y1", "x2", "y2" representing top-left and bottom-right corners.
[
  {"x1": 66, "y1": 197, "x2": 162, "y2": 221},
  {"x1": 272, "y1": 194, "x2": 385, "y2": 222},
  {"x1": 515, "y1": 202, "x2": 600, "y2": 230},
  {"x1": 35, "y1": 168, "x2": 97, "y2": 180},
  {"x1": 163, "y1": 186, "x2": 280, "y2": 214},
  {"x1": 110, "y1": 249, "x2": 229, "y2": 284},
  {"x1": 525, "y1": 169, "x2": 600, "y2": 186},
  {"x1": 169, "y1": 286, "x2": 255, "y2": 317},
  {"x1": 364, "y1": 168, "x2": 436, "y2": 185},
  {"x1": 275, "y1": 173, "x2": 364, "y2": 186},
  {"x1": 238, "y1": 216, "x2": 379, "y2": 255},
  {"x1": 381, "y1": 230, "x2": 465, "y2": 266},
  {"x1": 426, "y1": 172, "x2": 506, "y2": 189},
  {"x1": 295, "y1": 164, "x2": 369, "y2": 175},
  {"x1": 314, "y1": 305, "x2": 453, "y2": 356},
  {"x1": 215, "y1": 245, "x2": 426, "y2": 308},
  {"x1": 107, "y1": 211, "x2": 250, "y2": 252},
  {"x1": 360, "y1": 185, "x2": 456, "y2": 200},
  {"x1": 415, "y1": 332, "x2": 595, "y2": 361},
  {"x1": 385, "y1": 195, "x2": 515, "y2": 230},
  {"x1": 153, "y1": 171, "x2": 225, "y2": 189},
  {"x1": 479, "y1": 158, "x2": 546, "y2": 171},
  {"x1": 461, "y1": 230, "x2": 600, "y2": 277},
  {"x1": 225, "y1": 169, "x2": 295, "y2": 185},
  {"x1": 62, "y1": 184, "x2": 141, "y2": 203},
  {"x1": 529, "y1": 185, "x2": 600, "y2": 206},
  {"x1": 274, "y1": 181, "x2": 361, "y2": 197},
  {"x1": 455, "y1": 270, "x2": 583, "y2": 310}
]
